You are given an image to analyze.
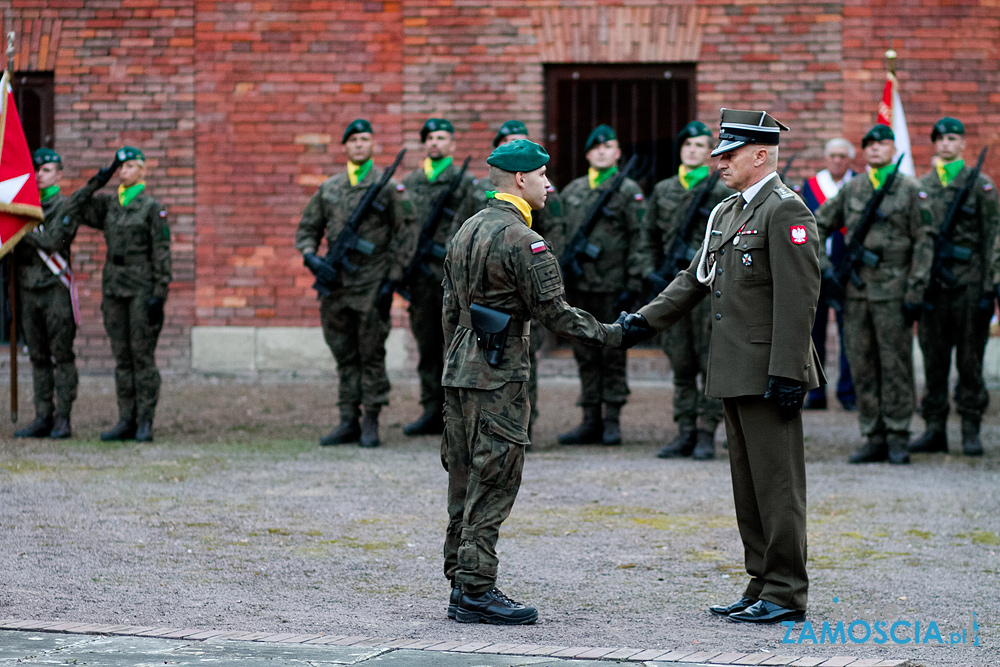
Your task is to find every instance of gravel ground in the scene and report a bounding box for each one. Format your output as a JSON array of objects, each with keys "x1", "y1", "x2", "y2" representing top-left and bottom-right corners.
[{"x1": 1, "y1": 375, "x2": 998, "y2": 667}]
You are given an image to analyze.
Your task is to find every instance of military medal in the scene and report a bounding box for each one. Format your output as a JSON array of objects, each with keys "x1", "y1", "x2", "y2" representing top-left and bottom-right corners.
[{"x1": 742, "y1": 252, "x2": 752, "y2": 266}]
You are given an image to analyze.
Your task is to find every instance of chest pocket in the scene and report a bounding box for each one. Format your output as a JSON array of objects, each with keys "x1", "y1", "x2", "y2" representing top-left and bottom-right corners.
[{"x1": 734, "y1": 235, "x2": 770, "y2": 281}]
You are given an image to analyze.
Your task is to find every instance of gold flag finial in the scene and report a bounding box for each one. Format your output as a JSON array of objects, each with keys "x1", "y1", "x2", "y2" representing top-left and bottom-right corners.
[{"x1": 885, "y1": 48, "x2": 897, "y2": 77}]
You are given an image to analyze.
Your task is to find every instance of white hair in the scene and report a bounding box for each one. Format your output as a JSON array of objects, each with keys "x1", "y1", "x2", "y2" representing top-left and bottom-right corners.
[{"x1": 824, "y1": 137, "x2": 855, "y2": 159}]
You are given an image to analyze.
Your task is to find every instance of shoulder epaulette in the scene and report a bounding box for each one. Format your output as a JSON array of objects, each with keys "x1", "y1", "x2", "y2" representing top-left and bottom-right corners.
[{"x1": 774, "y1": 186, "x2": 795, "y2": 200}]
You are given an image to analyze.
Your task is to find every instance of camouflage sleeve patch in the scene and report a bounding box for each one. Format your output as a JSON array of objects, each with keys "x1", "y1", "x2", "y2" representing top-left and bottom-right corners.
[{"x1": 529, "y1": 256, "x2": 563, "y2": 301}]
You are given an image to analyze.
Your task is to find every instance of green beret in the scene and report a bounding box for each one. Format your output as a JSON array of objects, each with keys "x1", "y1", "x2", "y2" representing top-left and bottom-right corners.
[
  {"x1": 585, "y1": 124, "x2": 617, "y2": 152},
  {"x1": 862, "y1": 124, "x2": 894, "y2": 148},
  {"x1": 493, "y1": 120, "x2": 529, "y2": 147},
  {"x1": 32, "y1": 147, "x2": 61, "y2": 168},
  {"x1": 342, "y1": 119, "x2": 374, "y2": 144},
  {"x1": 116, "y1": 146, "x2": 145, "y2": 163},
  {"x1": 420, "y1": 118, "x2": 453, "y2": 142},
  {"x1": 931, "y1": 117, "x2": 964, "y2": 142},
  {"x1": 486, "y1": 139, "x2": 549, "y2": 173},
  {"x1": 676, "y1": 121, "x2": 713, "y2": 143}
]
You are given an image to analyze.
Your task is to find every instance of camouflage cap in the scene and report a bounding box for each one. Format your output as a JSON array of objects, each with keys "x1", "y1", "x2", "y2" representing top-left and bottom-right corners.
[
  {"x1": 420, "y1": 118, "x2": 454, "y2": 142},
  {"x1": 32, "y1": 147, "x2": 62, "y2": 168},
  {"x1": 585, "y1": 124, "x2": 617, "y2": 152},
  {"x1": 493, "y1": 120, "x2": 529, "y2": 147},
  {"x1": 116, "y1": 146, "x2": 145, "y2": 163},
  {"x1": 676, "y1": 120, "x2": 713, "y2": 143},
  {"x1": 486, "y1": 139, "x2": 549, "y2": 173},
  {"x1": 342, "y1": 118, "x2": 374, "y2": 144},
  {"x1": 931, "y1": 117, "x2": 964, "y2": 142},
  {"x1": 862, "y1": 124, "x2": 895, "y2": 148},
  {"x1": 712, "y1": 108, "x2": 789, "y2": 157}
]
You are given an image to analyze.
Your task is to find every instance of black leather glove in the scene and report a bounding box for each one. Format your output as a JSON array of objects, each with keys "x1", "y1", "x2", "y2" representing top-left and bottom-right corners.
[
  {"x1": 375, "y1": 279, "x2": 396, "y2": 321},
  {"x1": 94, "y1": 154, "x2": 122, "y2": 188},
  {"x1": 974, "y1": 291, "x2": 996, "y2": 329},
  {"x1": 763, "y1": 375, "x2": 804, "y2": 421},
  {"x1": 902, "y1": 301, "x2": 922, "y2": 326},
  {"x1": 616, "y1": 311, "x2": 656, "y2": 349},
  {"x1": 145, "y1": 296, "x2": 166, "y2": 328},
  {"x1": 303, "y1": 252, "x2": 338, "y2": 285}
]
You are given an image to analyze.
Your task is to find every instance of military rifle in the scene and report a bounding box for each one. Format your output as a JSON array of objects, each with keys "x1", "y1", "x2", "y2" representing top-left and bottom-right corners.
[
  {"x1": 923, "y1": 146, "x2": 989, "y2": 308},
  {"x1": 828, "y1": 152, "x2": 907, "y2": 313},
  {"x1": 312, "y1": 148, "x2": 407, "y2": 297},
  {"x1": 779, "y1": 155, "x2": 796, "y2": 182},
  {"x1": 560, "y1": 154, "x2": 639, "y2": 281},
  {"x1": 396, "y1": 155, "x2": 472, "y2": 302},
  {"x1": 644, "y1": 170, "x2": 722, "y2": 298}
]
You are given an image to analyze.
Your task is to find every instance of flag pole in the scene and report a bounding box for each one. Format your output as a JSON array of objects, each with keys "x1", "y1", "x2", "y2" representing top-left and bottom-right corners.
[{"x1": 5, "y1": 31, "x2": 18, "y2": 424}]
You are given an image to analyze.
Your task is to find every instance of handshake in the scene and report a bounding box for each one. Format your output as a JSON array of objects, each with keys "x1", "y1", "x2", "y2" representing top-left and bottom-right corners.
[{"x1": 612, "y1": 311, "x2": 656, "y2": 349}]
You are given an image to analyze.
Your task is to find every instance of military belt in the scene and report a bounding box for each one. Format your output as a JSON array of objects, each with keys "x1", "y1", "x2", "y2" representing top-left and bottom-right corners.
[
  {"x1": 459, "y1": 309, "x2": 529, "y2": 336},
  {"x1": 110, "y1": 254, "x2": 147, "y2": 266}
]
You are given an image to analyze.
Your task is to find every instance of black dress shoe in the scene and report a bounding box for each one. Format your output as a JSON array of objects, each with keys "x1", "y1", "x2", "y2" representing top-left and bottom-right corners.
[
  {"x1": 709, "y1": 596, "x2": 757, "y2": 616},
  {"x1": 101, "y1": 419, "x2": 137, "y2": 442},
  {"x1": 447, "y1": 585, "x2": 461, "y2": 620},
  {"x1": 728, "y1": 599, "x2": 805, "y2": 624},
  {"x1": 455, "y1": 588, "x2": 537, "y2": 625}
]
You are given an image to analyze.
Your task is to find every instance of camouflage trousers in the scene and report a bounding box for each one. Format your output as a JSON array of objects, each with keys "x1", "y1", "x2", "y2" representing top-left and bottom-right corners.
[
  {"x1": 663, "y1": 297, "x2": 722, "y2": 433},
  {"x1": 917, "y1": 286, "x2": 990, "y2": 426},
  {"x1": 442, "y1": 381, "x2": 528, "y2": 594},
  {"x1": 565, "y1": 289, "x2": 629, "y2": 407},
  {"x1": 320, "y1": 294, "x2": 391, "y2": 419},
  {"x1": 21, "y1": 284, "x2": 77, "y2": 420},
  {"x1": 843, "y1": 298, "x2": 914, "y2": 437},
  {"x1": 406, "y1": 273, "x2": 445, "y2": 412},
  {"x1": 102, "y1": 295, "x2": 163, "y2": 423}
]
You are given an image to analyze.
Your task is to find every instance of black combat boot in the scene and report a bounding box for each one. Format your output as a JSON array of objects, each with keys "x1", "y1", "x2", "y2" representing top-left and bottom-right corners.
[
  {"x1": 602, "y1": 404, "x2": 622, "y2": 445},
  {"x1": 961, "y1": 420, "x2": 984, "y2": 457},
  {"x1": 359, "y1": 408, "x2": 381, "y2": 448},
  {"x1": 908, "y1": 425, "x2": 947, "y2": 454},
  {"x1": 886, "y1": 431, "x2": 911, "y2": 465},
  {"x1": 403, "y1": 405, "x2": 444, "y2": 436},
  {"x1": 691, "y1": 429, "x2": 716, "y2": 460},
  {"x1": 320, "y1": 412, "x2": 361, "y2": 446},
  {"x1": 558, "y1": 405, "x2": 603, "y2": 445},
  {"x1": 455, "y1": 587, "x2": 538, "y2": 625},
  {"x1": 447, "y1": 583, "x2": 461, "y2": 620},
  {"x1": 14, "y1": 416, "x2": 53, "y2": 438},
  {"x1": 135, "y1": 420, "x2": 154, "y2": 443},
  {"x1": 49, "y1": 415, "x2": 72, "y2": 439},
  {"x1": 101, "y1": 419, "x2": 138, "y2": 442},
  {"x1": 848, "y1": 432, "x2": 887, "y2": 464},
  {"x1": 657, "y1": 428, "x2": 696, "y2": 458}
]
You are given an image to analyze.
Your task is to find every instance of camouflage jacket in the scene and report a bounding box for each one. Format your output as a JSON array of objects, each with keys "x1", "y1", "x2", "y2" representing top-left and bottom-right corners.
[
  {"x1": 642, "y1": 172, "x2": 734, "y2": 279},
  {"x1": 401, "y1": 161, "x2": 480, "y2": 281},
  {"x1": 295, "y1": 166, "x2": 418, "y2": 300},
  {"x1": 474, "y1": 179, "x2": 566, "y2": 257},
  {"x1": 442, "y1": 198, "x2": 622, "y2": 390},
  {"x1": 70, "y1": 177, "x2": 172, "y2": 299},
  {"x1": 15, "y1": 191, "x2": 77, "y2": 291},
  {"x1": 561, "y1": 173, "x2": 646, "y2": 293},
  {"x1": 815, "y1": 171, "x2": 933, "y2": 303},
  {"x1": 918, "y1": 166, "x2": 1000, "y2": 294}
]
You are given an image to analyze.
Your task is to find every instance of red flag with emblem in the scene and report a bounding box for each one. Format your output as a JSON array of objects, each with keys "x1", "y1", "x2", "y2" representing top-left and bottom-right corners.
[
  {"x1": 876, "y1": 71, "x2": 915, "y2": 177},
  {"x1": 0, "y1": 69, "x2": 43, "y2": 259}
]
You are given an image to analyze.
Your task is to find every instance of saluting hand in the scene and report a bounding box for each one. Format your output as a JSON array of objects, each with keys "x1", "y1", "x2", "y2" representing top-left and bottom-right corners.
[{"x1": 94, "y1": 153, "x2": 123, "y2": 188}]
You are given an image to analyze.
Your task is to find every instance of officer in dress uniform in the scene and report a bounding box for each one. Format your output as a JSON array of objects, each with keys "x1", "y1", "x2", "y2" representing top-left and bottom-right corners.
[
  {"x1": 13, "y1": 148, "x2": 79, "y2": 439},
  {"x1": 623, "y1": 108, "x2": 823, "y2": 624},
  {"x1": 441, "y1": 139, "x2": 625, "y2": 625}
]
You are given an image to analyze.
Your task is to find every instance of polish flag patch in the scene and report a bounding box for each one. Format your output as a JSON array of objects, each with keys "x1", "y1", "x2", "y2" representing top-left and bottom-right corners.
[
  {"x1": 530, "y1": 240, "x2": 547, "y2": 254},
  {"x1": 790, "y1": 225, "x2": 808, "y2": 245}
]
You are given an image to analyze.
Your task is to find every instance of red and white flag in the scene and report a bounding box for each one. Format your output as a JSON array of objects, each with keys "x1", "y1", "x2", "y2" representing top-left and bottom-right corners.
[
  {"x1": 0, "y1": 69, "x2": 43, "y2": 259},
  {"x1": 876, "y1": 71, "x2": 915, "y2": 176}
]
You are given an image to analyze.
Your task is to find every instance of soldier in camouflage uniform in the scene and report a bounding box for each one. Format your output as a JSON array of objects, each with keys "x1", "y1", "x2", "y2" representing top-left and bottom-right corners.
[
  {"x1": 476, "y1": 120, "x2": 566, "y2": 440},
  {"x1": 399, "y1": 118, "x2": 479, "y2": 437},
  {"x1": 815, "y1": 125, "x2": 934, "y2": 464},
  {"x1": 296, "y1": 119, "x2": 417, "y2": 448},
  {"x1": 70, "y1": 146, "x2": 172, "y2": 443},
  {"x1": 442, "y1": 139, "x2": 623, "y2": 625},
  {"x1": 910, "y1": 117, "x2": 1000, "y2": 457},
  {"x1": 642, "y1": 121, "x2": 733, "y2": 460},
  {"x1": 558, "y1": 125, "x2": 646, "y2": 446},
  {"x1": 13, "y1": 148, "x2": 79, "y2": 439}
]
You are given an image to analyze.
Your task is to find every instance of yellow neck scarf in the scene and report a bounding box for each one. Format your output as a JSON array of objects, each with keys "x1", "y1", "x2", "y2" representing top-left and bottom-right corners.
[
  {"x1": 423, "y1": 156, "x2": 453, "y2": 183},
  {"x1": 936, "y1": 158, "x2": 964, "y2": 187},
  {"x1": 867, "y1": 163, "x2": 896, "y2": 191},
  {"x1": 679, "y1": 164, "x2": 710, "y2": 191},
  {"x1": 488, "y1": 191, "x2": 533, "y2": 227},
  {"x1": 588, "y1": 165, "x2": 617, "y2": 189},
  {"x1": 118, "y1": 182, "x2": 146, "y2": 207},
  {"x1": 347, "y1": 159, "x2": 373, "y2": 186}
]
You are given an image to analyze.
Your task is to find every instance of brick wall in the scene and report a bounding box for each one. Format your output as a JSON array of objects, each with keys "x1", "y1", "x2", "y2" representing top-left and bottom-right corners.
[{"x1": 4, "y1": 0, "x2": 999, "y2": 373}]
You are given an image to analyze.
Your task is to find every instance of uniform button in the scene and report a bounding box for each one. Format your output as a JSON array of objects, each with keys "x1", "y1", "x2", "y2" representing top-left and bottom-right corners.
[
  {"x1": 717, "y1": 267, "x2": 723, "y2": 275},
  {"x1": 720, "y1": 247, "x2": 725, "y2": 255},
  {"x1": 715, "y1": 290, "x2": 721, "y2": 298},
  {"x1": 743, "y1": 243, "x2": 748, "y2": 249},
  {"x1": 716, "y1": 313, "x2": 722, "y2": 320}
]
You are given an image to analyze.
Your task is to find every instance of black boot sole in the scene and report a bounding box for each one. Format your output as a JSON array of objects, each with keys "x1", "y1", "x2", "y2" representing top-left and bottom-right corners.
[{"x1": 454, "y1": 608, "x2": 538, "y2": 625}]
